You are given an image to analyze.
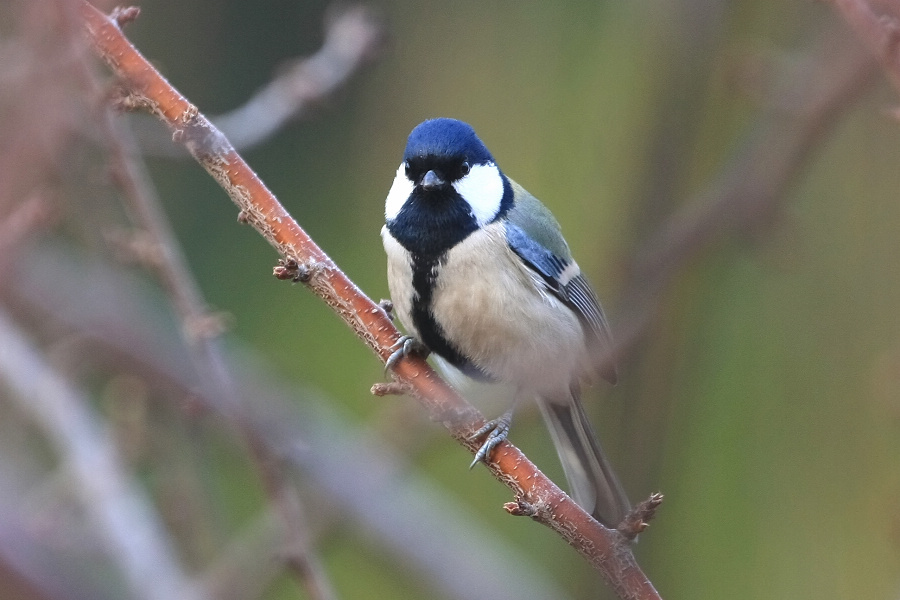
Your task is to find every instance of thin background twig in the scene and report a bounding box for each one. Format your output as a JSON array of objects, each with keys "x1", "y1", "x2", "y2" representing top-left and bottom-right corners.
[
  {"x1": 830, "y1": 0, "x2": 900, "y2": 95},
  {"x1": 4, "y1": 243, "x2": 576, "y2": 600},
  {"x1": 135, "y1": 5, "x2": 383, "y2": 155},
  {"x1": 0, "y1": 309, "x2": 204, "y2": 600},
  {"x1": 80, "y1": 27, "x2": 341, "y2": 600}
]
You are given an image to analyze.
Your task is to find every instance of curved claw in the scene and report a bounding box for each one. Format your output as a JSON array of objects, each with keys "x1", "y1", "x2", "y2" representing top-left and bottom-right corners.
[
  {"x1": 469, "y1": 410, "x2": 513, "y2": 468},
  {"x1": 384, "y1": 335, "x2": 428, "y2": 374}
]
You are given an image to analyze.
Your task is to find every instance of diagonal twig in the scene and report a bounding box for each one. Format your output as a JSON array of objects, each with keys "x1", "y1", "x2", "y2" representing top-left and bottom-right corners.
[
  {"x1": 136, "y1": 5, "x2": 384, "y2": 156},
  {"x1": 80, "y1": 45, "x2": 340, "y2": 600}
]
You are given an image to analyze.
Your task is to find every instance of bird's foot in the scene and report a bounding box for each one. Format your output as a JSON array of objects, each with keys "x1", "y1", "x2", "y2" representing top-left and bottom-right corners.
[
  {"x1": 378, "y1": 299, "x2": 395, "y2": 321},
  {"x1": 469, "y1": 410, "x2": 514, "y2": 468},
  {"x1": 384, "y1": 335, "x2": 429, "y2": 374}
]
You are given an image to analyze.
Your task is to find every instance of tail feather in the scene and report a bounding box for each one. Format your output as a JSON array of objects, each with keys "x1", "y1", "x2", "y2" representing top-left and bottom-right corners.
[{"x1": 537, "y1": 392, "x2": 630, "y2": 528}]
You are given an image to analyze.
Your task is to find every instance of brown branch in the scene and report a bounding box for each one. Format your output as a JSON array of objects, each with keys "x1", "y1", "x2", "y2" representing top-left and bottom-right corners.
[
  {"x1": 81, "y1": 58, "x2": 342, "y2": 600},
  {"x1": 101, "y1": 117, "x2": 340, "y2": 600},
  {"x1": 831, "y1": 0, "x2": 900, "y2": 96},
  {"x1": 79, "y1": 2, "x2": 662, "y2": 598},
  {"x1": 618, "y1": 493, "x2": 665, "y2": 541},
  {"x1": 5, "y1": 244, "x2": 583, "y2": 600}
]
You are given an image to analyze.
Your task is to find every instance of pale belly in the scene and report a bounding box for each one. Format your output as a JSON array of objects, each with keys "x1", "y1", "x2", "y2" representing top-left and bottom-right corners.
[{"x1": 384, "y1": 223, "x2": 588, "y2": 396}]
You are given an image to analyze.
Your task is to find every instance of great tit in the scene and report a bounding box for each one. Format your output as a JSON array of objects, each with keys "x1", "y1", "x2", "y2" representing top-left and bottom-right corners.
[{"x1": 381, "y1": 118, "x2": 630, "y2": 527}]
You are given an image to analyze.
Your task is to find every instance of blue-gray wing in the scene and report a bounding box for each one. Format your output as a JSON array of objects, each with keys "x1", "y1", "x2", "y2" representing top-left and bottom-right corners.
[{"x1": 505, "y1": 223, "x2": 616, "y2": 383}]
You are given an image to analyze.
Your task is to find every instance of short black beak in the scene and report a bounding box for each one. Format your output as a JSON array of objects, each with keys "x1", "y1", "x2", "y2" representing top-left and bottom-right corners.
[{"x1": 421, "y1": 170, "x2": 445, "y2": 191}]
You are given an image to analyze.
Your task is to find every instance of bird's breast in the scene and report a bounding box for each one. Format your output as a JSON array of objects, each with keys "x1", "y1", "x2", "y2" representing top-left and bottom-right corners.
[{"x1": 383, "y1": 223, "x2": 590, "y2": 393}]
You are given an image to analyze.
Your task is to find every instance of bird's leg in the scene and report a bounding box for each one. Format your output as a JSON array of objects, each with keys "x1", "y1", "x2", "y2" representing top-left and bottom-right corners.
[
  {"x1": 469, "y1": 394, "x2": 520, "y2": 468},
  {"x1": 384, "y1": 335, "x2": 430, "y2": 374}
]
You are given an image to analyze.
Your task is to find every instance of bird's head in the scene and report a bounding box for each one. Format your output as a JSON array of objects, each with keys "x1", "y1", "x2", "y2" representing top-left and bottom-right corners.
[{"x1": 385, "y1": 118, "x2": 511, "y2": 229}]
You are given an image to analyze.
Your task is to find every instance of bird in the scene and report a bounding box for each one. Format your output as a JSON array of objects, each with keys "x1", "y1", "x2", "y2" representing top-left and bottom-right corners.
[{"x1": 381, "y1": 117, "x2": 630, "y2": 528}]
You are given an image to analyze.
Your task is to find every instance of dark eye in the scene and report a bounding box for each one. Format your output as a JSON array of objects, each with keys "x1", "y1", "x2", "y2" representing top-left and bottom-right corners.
[
  {"x1": 460, "y1": 161, "x2": 470, "y2": 176},
  {"x1": 404, "y1": 163, "x2": 411, "y2": 178}
]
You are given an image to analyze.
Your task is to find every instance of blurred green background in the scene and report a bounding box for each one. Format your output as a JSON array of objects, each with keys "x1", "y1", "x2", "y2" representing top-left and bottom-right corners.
[{"x1": 50, "y1": 0, "x2": 900, "y2": 598}]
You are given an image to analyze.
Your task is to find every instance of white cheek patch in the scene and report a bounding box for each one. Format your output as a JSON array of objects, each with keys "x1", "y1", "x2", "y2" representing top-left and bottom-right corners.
[
  {"x1": 384, "y1": 163, "x2": 415, "y2": 221},
  {"x1": 452, "y1": 163, "x2": 504, "y2": 226}
]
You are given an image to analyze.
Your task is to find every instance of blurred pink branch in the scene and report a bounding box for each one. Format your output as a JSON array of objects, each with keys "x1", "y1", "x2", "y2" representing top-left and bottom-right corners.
[
  {"x1": 0, "y1": 194, "x2": 53, "y2": 279},
  {"x1": 138, "y1": 5, "x2": 384, "y2": 155},
  {"x1": 5, "y1": 244, "x2": 574, "y2": 600},
  {"x1": 831, "y1": 0, "x2": 900, "y2": 96},
  {"x1": 609, "y1": 22, "x2": 880, "y2": 491},
  {"x1": 81, "y1": 13, "x2": 349, "y2": 600},
  {"x1": 0, "y1": 309, "x2": 204, "y2": 600},
  {"x1": 617, "y1": 27, "x2": 878, "y2": 358},
  {"x1": 214, "y1": 6, "x2": 383, "y2": 148}
]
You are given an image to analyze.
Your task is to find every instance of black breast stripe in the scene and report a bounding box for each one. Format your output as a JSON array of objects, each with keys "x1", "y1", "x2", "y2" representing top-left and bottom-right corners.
[
  {"x1": 385, "y1": 184, "x2": 497, "y2": 382},
  {"x1": 409, "y1": 253, "x2": 494, "y2": 381}
]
